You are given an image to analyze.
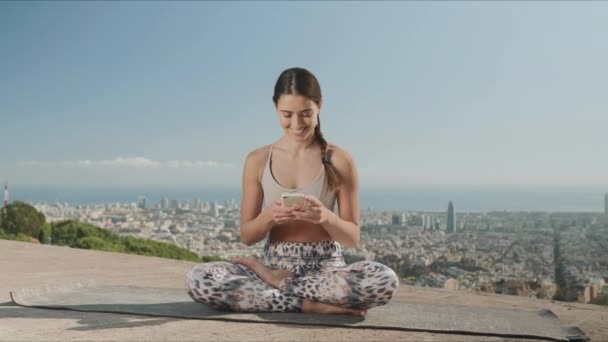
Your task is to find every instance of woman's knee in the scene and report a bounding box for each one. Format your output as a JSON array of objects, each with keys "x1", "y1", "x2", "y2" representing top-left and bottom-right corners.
[
  {"x1": 185, "y1": 261, "x2": 234, "y2": 293},
  {"x1": 375, "y1": 262, "x2": 399, "y2": 290},
  {"x1": 351, "y1": 261, "x2": 399, "y2": 303},
  {"x1": 353, "y1": 261, "x2": 399, "y2": 287},
  {"x1": 186, "y1": 262, "x2": 234, "y2": 307}
]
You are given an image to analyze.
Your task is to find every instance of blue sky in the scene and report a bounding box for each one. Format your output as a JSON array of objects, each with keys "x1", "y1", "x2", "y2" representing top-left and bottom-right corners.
[{"x1": 1, "y1": 1, "x2": 607, "y2": 186}]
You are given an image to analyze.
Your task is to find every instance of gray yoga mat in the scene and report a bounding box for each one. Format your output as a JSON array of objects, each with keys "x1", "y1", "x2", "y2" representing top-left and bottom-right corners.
[{"x1": 10, "y1": 281, "x2": 588, "y2": 342}]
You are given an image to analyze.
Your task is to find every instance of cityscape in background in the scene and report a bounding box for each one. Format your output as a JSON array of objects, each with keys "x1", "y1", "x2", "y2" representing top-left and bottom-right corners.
[{"x1": 3, "y1": 181, "x2": 608, "y2": 305}]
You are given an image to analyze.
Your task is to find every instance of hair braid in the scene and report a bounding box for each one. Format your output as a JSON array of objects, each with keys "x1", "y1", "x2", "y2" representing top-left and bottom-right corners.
[{"x1": 314, "y1": 117, "x2": 339, "y2": 191}]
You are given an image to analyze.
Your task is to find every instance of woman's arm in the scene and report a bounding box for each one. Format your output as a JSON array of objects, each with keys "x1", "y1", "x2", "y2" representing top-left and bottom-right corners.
[
  {"x1": 239, "y1": 148, "x2": 296, "y2": 246},
  {"x1": 239, "y1": 150, "x2": 274, "y2": 246},
  {"x1": 294, "y1": 148, "x2": 361, "y2": 248}
]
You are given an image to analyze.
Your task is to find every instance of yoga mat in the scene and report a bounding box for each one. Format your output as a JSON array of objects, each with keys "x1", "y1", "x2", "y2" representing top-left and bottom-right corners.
[{"x1": 10, "y1": 281, "x2": 588, "y2": 342}]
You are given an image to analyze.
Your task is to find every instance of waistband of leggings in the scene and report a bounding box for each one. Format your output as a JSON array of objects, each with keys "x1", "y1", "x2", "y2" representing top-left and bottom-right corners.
[{"x1": 263, "y1": 239, "x2": 343, "y2": 260}]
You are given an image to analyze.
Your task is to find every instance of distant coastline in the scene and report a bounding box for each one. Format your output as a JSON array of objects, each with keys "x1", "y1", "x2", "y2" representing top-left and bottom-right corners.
[{"x1": 7, "y1": 184, "x2": 607, "y2": 213}]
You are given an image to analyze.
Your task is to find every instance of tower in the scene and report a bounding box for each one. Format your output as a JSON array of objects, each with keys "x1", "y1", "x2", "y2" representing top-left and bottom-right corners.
[
  {"x1": 604, "y1": 193, "x2": 608, "y2": 216},
  {"x1": 160, "y1": 197, "x2": 169, "y2": 210},
  {"x1": 137, "y1": 196, "x2": 147, "y2": 209},
  {"x1": 210, "y1": 201, "x2": 219, "y2": 217},
  {"x1": 3, "y1": 181, "x2": 8, "y2": 207},
  {"x1": 447, "y1": 201, "x2": 455, "y2": 233},
  {"x1": 392, "y1": 212, "x2": 403, "y2": 226}
]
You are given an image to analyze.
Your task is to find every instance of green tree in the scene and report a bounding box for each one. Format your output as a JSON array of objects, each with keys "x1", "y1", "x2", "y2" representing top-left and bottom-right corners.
[
  {"x1": 76, "y1": 236, "x2": 109, "y2": 251},
  {"x1": 553, "y1": 230, "x2": 569, "y2": 301},
  {"x1": 3, "y1": 217, "x2": 202, "y2": 262},
  {"x1": 52, "y1": 220, "x2": 117, "y2": 247},
  {"x1": 0, "y1": 201, "x2": 45, "y2": 238},
  {"x1": 0, "y1": 207, "x2": 5, "y2": 232},
  {"x1": 38, "y1": 223, "x2": 53, "y2": 244},
  {"x1": 552, "y1": 287, "x2": 566, "y2": 301},
  {"x1": 51, "y1": 220, "x2": 200, "y2": 261}
]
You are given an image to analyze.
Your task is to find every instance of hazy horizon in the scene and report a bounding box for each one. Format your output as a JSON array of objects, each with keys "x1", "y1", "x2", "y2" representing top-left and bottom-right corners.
[
  {"x1": 6, "y1": 182, "x2": 608, "y2": 188},
  {"x1": 7, "y1": 183, "x2": 608, "y2": 213}
]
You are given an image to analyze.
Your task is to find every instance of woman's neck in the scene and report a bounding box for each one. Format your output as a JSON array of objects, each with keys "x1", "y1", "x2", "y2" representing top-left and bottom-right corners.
[{"x1": 277, "y1": 137, "x2": 319, "y2": 156}]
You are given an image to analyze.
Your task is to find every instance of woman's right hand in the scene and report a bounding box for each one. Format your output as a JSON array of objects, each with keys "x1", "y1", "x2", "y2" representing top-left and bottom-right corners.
[{"x1": 267, "y1": 200, "x2": 296, "y2": 225}]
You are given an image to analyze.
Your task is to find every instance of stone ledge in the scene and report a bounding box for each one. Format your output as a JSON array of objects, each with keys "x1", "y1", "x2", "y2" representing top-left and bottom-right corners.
[{"x1": 1, "y1": 239, "x2": 606, "y2": 341}]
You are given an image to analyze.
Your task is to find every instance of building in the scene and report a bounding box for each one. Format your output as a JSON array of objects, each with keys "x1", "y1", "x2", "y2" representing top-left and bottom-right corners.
[
  {"x1": 447, "y1": 201, "x2": 456, "y2": 233},
  {"x1": 160, "y1": 197, "x2": 169, "y2": 210},
  {"x1": 210, "y1": 202, "x2": 219, "y2": 217},
  {"x1": 136, "y1": 196, "x2": 147, "y2": 210},
  {"x1": 392, "y1": 213, "x2": 403, "y2": 226},
  {"x1": 421, "y1": 214, "x2": 435, "y2": 230},
  {"x1": 190, "y1": 198, "x2": 201, "y2": 211},
  {"x1": 605, "y1": 193, "x2": 608, "y2": 215}
]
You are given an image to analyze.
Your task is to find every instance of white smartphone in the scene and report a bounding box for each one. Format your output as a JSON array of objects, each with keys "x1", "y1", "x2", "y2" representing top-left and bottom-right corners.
[{"x1": 281, "y1": 193, "x2": 306, "y2": 207}]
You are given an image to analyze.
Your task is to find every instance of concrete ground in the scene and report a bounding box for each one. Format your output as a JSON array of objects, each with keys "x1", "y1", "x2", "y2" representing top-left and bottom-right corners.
[{"x1": 1, "y1": 239, "x2": 607, "y2": 341}]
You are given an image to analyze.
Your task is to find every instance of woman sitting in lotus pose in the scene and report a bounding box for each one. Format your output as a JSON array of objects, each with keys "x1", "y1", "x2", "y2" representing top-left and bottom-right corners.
[{"x1": 186, "y1": 67, "x2": 399, "y2": 316}]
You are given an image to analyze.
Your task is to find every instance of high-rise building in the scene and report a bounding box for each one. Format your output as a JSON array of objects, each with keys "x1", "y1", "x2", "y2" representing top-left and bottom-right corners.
[
  {"x1": 160, "y1": 197, "x2": 169, "y2": 210},
  {"x1": 392, "y1": 213, "x2": 403, "y2": 226},
  {"x1": 447, "y1": 201, "x2": 456, "y2": 233},
  {"x1": 191, "y1": 198, "x2": 202, "y2": 211},
  {"x1": 605, "y1": 193, "x2": 608, "y2": 215},
  {"x1": 420, "y1": 214, "x2": 435, "y2": 230},
  {"x1": 210, "y1": 201, "x2": 219, "y2": 217},
  {"x1": 136, "y1": 196, "x2": 147, "y2": 209},
  {"x1": 421, "y1": 215, "x2": 430, "y2": 229}
]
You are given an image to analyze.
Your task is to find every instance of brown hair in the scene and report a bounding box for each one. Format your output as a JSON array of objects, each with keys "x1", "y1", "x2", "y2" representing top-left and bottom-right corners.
[{"x1": 272, "y1": 67, "x2": 339, "y2": 191}]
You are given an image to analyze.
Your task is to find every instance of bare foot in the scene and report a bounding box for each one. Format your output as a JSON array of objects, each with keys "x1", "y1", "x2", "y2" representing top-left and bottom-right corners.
[
  {"x1": 302, "y1": 299, "x2": 368, "y2": 317},
  {"x1": 232, "y1": 256, "x2": 293, "y2": 289}
]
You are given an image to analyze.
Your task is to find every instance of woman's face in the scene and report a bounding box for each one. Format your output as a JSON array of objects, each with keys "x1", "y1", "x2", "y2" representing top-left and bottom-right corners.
[{"x1": 276, "y1": 94, "x2": 322, "y2": 142}]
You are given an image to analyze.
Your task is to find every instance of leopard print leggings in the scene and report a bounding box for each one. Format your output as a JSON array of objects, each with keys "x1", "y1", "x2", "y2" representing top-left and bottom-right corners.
[{"x1": 185, "y1": 239, "x2": 399, "y2": 312}]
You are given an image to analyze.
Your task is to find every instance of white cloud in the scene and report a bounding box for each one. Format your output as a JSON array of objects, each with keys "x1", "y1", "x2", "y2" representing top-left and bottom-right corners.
[{"x1": 16, "y1": 157, "x2": 235, "y2": 169}]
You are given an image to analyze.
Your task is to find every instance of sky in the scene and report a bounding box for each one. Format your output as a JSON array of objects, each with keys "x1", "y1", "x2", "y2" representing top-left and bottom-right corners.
[{"x1": 1, "y1": 1, "x2": 607, "y2": 187}]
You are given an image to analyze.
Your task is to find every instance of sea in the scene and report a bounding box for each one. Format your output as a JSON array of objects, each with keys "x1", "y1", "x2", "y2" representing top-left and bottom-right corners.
[{"x1": 7, "y1": 184, "x2": 608, "y2": 213}]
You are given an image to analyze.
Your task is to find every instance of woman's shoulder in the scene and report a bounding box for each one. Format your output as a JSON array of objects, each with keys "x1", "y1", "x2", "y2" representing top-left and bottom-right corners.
[
  {"x1": 243, "y1": 144, "x2": 272, "y2": 182},
  {"x1": 244, "y1": 144, "x2": 273, "y2": 167},
  {"x1": 246, "y1": 144, "x2": 272, "y2": 161},
  {"x1": 326, "y1": 142, "x2": 356, "y2": 170}
]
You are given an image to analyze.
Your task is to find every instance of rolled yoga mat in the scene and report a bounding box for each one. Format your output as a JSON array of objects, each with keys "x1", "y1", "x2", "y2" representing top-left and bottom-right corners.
[{"x1": 10, "y1": 281, "x2": 588, "y2": 342}]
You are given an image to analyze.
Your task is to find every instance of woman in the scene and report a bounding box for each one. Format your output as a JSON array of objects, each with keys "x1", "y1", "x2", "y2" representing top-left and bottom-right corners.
[{"x1": 186, "y1": 67, "x2": 399, "y2": 316}]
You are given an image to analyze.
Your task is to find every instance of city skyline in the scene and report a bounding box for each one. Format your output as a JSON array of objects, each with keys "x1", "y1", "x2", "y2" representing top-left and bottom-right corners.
[
  {"x1": 1, "y1": 2, "x2": 607, "y2": 186},
  {"x1": 31, "y1": 186, "x2": 608, "y2": 307},
  {"x1": 4, "y1": 182, "x2": 608, "y2": 213}
]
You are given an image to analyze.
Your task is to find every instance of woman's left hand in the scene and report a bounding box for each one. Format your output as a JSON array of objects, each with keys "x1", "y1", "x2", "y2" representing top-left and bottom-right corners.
[{"x1": 292, "y1": 195, "x2": 332, "y2": 224}]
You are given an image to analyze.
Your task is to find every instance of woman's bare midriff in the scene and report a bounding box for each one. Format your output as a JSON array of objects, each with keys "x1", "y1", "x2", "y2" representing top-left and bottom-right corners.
[{"x1": 268, "y1": 221, "x2": 332, "y2": 242}]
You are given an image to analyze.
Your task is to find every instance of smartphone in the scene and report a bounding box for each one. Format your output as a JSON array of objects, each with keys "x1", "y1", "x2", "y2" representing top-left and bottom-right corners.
[{"x1": 281, "y1": 193, "x2": 306, "y2": 207}]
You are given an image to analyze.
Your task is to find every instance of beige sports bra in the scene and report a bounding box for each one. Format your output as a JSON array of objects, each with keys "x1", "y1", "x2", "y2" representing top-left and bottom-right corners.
[{"x1": 261, "y1": 144, "x2": 336, "y2": 210}]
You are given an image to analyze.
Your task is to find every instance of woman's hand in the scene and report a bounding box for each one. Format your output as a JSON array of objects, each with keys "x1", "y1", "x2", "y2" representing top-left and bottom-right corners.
[
  {"x1": 266, "y1": 200, "x2": 296, "y2": 225},
  {"x1": 292, "y1": 195, "x2": 331, "y2": 224}
]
